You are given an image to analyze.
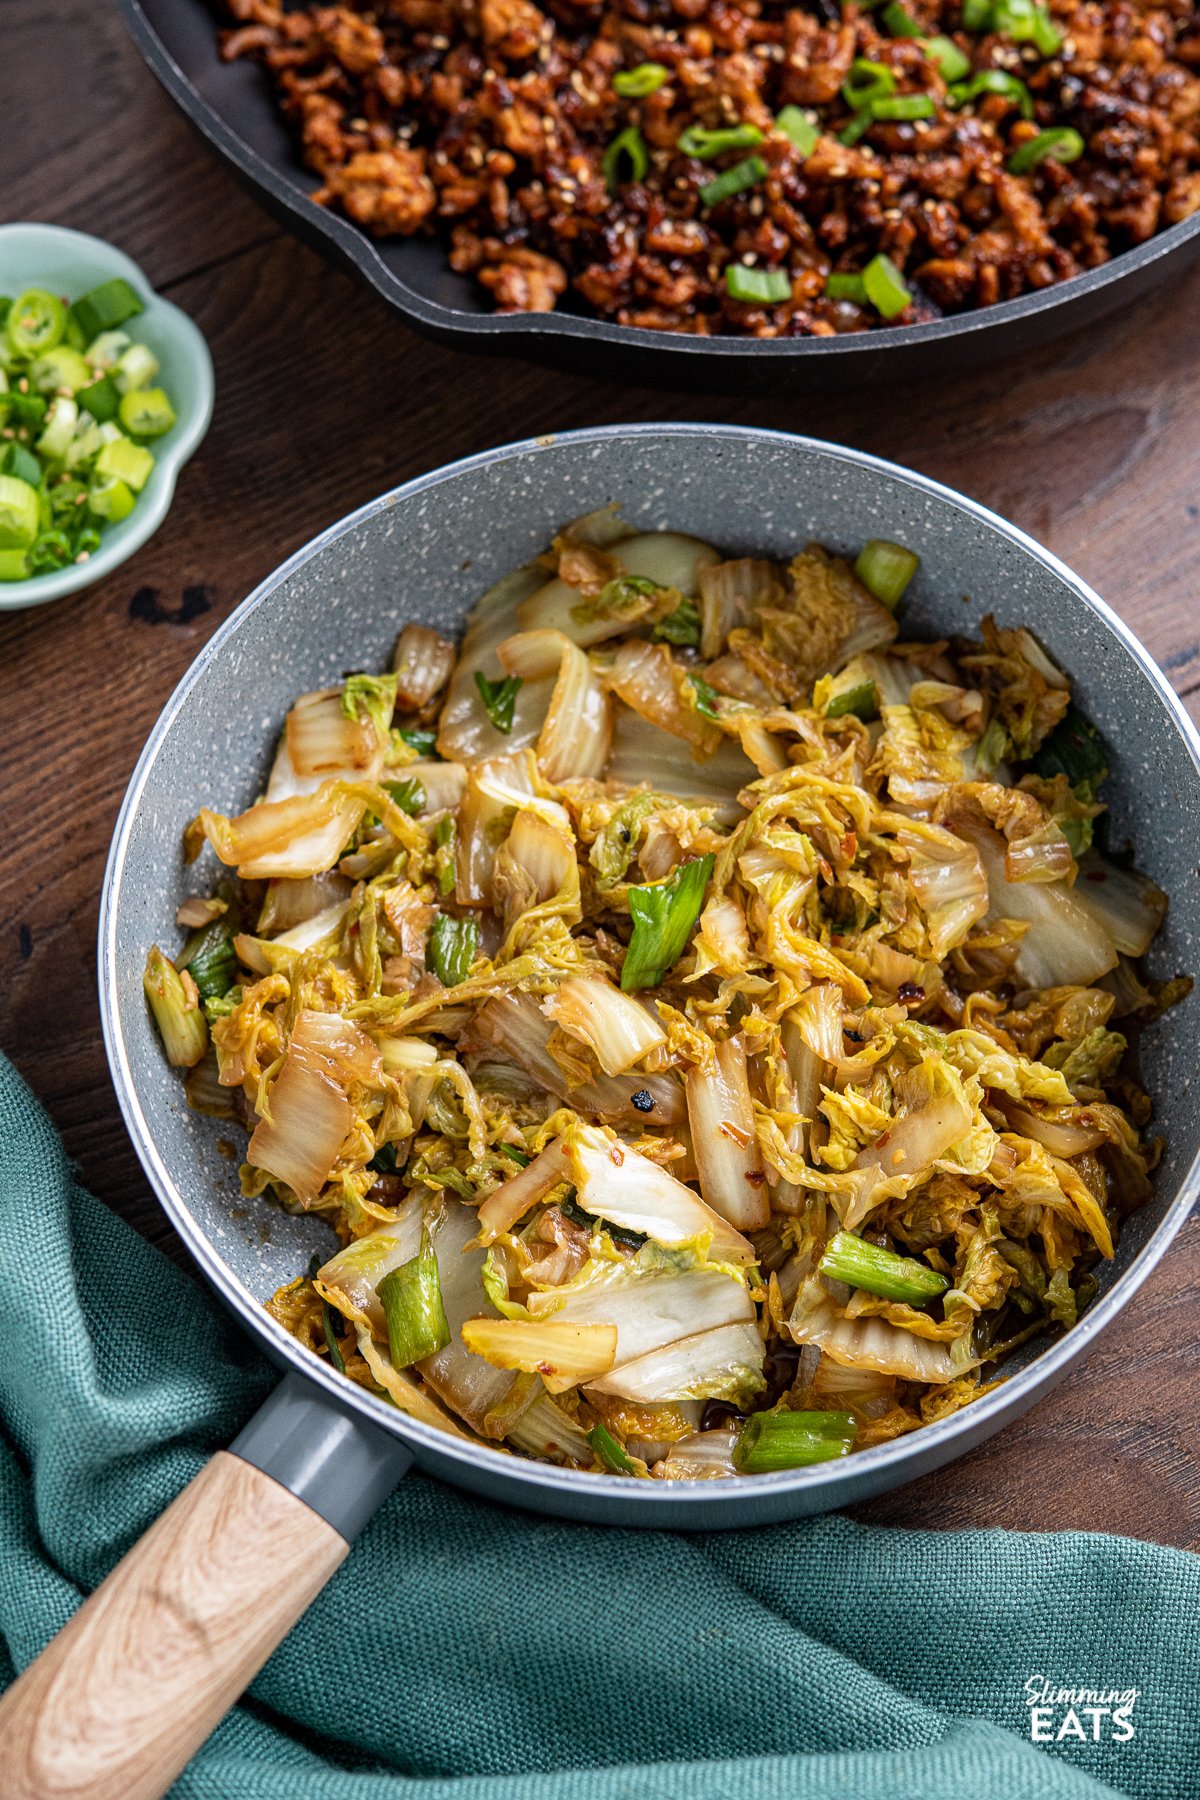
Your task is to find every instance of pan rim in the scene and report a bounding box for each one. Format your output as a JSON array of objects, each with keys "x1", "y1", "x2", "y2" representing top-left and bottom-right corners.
[
  {"x1": 99, "y1": 421, "x2": 1200, "y2": 1513},
  {"x1": 117, "y1": 0, "x2": 1200, "y2": 364}
]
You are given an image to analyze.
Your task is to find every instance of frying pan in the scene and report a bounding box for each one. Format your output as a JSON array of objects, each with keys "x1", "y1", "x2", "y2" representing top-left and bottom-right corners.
[
  {"x1": 116, "y1": 0, "x2": 1200, "y2": 391},
  {"x1": 1, "y1": 426, "x2": 1196, "y2": 1798}
]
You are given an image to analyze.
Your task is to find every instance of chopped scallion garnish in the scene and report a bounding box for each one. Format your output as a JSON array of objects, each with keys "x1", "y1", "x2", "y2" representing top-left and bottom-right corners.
[
  {"x1": 383, "y1": 776, "x2": 426, "y2": 815},
  {"x1": 621, "y1": 853, "x2": 714, "y2": 992},
  {"x1": 734, "y1": 1410, "x2": 856, "y2": 1473},
  {"x1": 395, "y1": 725, "x2": 437, "y2": 755},
  {"x1": 427, "y1": 912, "x2": 479, "y2": 987},
  {"x1": 700, "y1": 154, "x2": 768, "y2": 208},
  {"x1": 377, "y1": 1228, "x2": 450, "y2": 1367},
  {"x1": 922, "y1": 34, "x2": 972, "y2": 79},
  {"x1": 677, "y1": 122, "x2": 764, "y2": 159},
  {"x1": 842, "y1": 59, "x2": 897, "y2": 109},
  {"x1": 818, "y1": 1230, "x2": 950, "y2": 1304},
  {"x1": 882, "y1": 0, "x2": 923, "y2": 33},
  {"x1": 180, "y1": 916, "x2": 237, "y2": 1003},
  {"x1": 855, "y1": 537, "x2": 920, "y2": 608},
  {"x1": 589, "y1": 1423, "x2": 640, "y2": 1474},
  {"x1": 475, "y1": 670, "x2": 522, "y2": 733},
  {"x1": 651, "y1": 594, "x2": 701, "y2": 645},
  {"x1": 825, "y1": 272, "x2": 868, "y2": 304},
  {"x1": 825, "y1": 679, "x2": 878, "y2": 721},
  {"x1": 613, "y1": 61, "x2": 670, "y2": 97},
  {"x1": 67, "y1": 278, "x2": 144, "y2": 345},
  {"x1": 862, "y1": 252, "x2": 913, "y2": 320},
  {"x1": 1008, "y1": 126, "x2": 1085, "y2": 174},
  {"x1": 603, "y1": 124, "x2": 649, "y2": 189},
  {"x1": 948, "y1": 69, "x2": 1034, "y2": 115},
  {"x1": 869, "y1": 94, "x2": 936, "y2": 121},
  {"x1": 775, "y1": 106, "x2": 819, "y2": 156},
  {"x1": 725, "y1": 265, "x2": 790, "y2": 303}
]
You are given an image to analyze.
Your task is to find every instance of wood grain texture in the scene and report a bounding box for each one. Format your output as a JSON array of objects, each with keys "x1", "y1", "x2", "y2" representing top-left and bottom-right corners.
[
  {"x1": 0, "y1": 1452, "x2": 347, "y2": 1800},
  {"x1": 1, "y1": 1, "x2": 1198, "y2": 1546}
]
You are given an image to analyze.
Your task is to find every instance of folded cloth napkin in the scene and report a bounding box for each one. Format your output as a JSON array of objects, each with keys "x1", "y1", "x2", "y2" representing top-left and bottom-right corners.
[{"x1": 0, "y1": 1053, "x2": 1195, "y2": 1800}]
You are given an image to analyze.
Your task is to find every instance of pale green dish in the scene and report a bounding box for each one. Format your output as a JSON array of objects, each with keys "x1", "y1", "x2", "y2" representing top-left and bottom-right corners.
[{"x1": 0, "y1": 223, "x2": 213, "y2": 611}]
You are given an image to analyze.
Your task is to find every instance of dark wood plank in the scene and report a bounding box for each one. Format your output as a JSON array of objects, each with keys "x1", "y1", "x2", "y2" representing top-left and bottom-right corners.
[{"x1": 2, "y1": 2, "x2": 1198, "y2": 1545}]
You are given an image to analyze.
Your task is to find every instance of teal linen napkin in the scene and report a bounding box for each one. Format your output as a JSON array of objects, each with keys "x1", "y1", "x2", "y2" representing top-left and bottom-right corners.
[{"x1": 0, "y1": 1053, "x2": 1195, "y2": 1800}]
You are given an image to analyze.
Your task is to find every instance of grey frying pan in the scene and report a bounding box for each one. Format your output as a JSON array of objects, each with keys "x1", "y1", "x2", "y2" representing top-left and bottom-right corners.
[{"x1": 1, "y1": 426, "x2": 1196, "y2": 1798}]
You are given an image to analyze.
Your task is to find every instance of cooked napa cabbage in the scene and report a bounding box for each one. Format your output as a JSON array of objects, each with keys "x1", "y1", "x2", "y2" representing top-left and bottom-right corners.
[{"x1": 153, "y1": 510, "x2": 1185, "y2": 1481}]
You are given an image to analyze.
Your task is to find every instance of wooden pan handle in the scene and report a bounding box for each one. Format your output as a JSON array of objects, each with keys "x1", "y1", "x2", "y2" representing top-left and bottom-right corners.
[{"x1": 0, "y1": 1450, "x2": 348, "y2": 1800}]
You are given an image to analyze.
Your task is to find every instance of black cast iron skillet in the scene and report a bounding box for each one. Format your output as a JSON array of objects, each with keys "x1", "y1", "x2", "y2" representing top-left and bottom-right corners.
[{"x1": 117, "y1": 0, "x2": 1200, "y2": 391}]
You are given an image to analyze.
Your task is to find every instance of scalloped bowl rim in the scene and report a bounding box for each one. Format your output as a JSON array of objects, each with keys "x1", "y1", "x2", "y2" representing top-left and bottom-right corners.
[{"x1": 0, "y1": 223, "x2": 214, "y2": 611}]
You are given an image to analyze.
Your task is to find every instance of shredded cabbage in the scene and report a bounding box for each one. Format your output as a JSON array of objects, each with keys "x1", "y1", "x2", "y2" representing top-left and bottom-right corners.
[{"x1": 152, "y1": 512, "x2": 1182, "y2": 1478}]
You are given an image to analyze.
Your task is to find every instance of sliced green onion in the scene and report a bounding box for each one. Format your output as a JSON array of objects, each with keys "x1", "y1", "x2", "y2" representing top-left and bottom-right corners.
[
  {"x1": 118, "y1": 386, "x2": 176, "y2": 439},
  {"x1": 991, "y1": 0, "x2": 1062, "y2": 52},
  {"x1": 434, "y1": 814, "x2": 457, "y2": 896},
  {"x1": 0, "y1": 549, "x2": 29, "y2": 581},
  {"x1": 74, "y1": 525, "x2": 101, "y2": 559},
  {"x1": 922, "y1": 34, "x2": 972, "y2": 79},
  {"x1": 6, "y1": 392, "x2": 48, "y2": 430},
  {"x1": 88, "y1": 473, "x2": 136, "y2": 523},
  {"x1": 143, "y1": 945, "x2": 207, "y2": 1067},
  {"x1": 621, "y1": 852, "x2": 714, "y2": 992},
  {"x1": 113, "y1": 342, "x2": 159, "y2": 395},
  {"x1": 838, "y1": 112, "x2": 874, "y2": 146},
  {"x1": 181, "y1": 917, "x2": 237, "y2": 1003},
  {"x1": 38, "y1": 396, "x2": 79, "y2": 462},
  {"x1": 826, "y1": 680, "x2": 878, "y2": 720},
  {"x1": 1008, "y1": 126, "x2": 1084, "y2": 173},
  {"x1": 962, "y1": 0, "x2": 993, "y2": 26},
  {"x1": 613, "y1": 61, "x2": 670, "y2": 97},
  {"x1": 68, "y1": 277, "x2": 144, "y2": 345},
  {"x1": 94, "y1": 435, "x2": 154, "y2": 492},
  {"x1": 687, "y1": 671, "x2": 721, "y2": 719},
  {"x1": 0, "y1": 442, "x2": 42, "y2": 487},
  {"x1": 475, "y1": 670, "x2": 522, "y2": 733},
  {"x1": 76, "y1": 372, "x2": 120, "y2": 422},
  {"x1": 949, "y1": 69, "x2": 1034, "y2": 115},
  {"x1": 427, "y1": 912, "x2": 479, "y2": 987},
  {"x1": 322, "y1": 1302, "x2": 346, "y2": 1374},
  {"x1": 1033, "y1": 704, "x2": 1107, "y2": 790},
  {"x1": 700, "y1": 154, "x2": 767, "y2": 207},
  {"x1": 29, "y1": 530, "x2": 72, "y2": 574},
  {"x1": 776, "y1": 106, "x2": 819, "y2": 155},
  {"x1": 383, "y1": 776, "x2": 426, "y2": 815},
  {"x1": 825, "y1": 272, "x2": 869, "y2": 303},
  {"x1": 677, "y1": 122, "x2": 764, "y2": 159},
  {"x1": 395, "y1": 724, "x2": 437, "y2": 755},
  {"x1": 589, "y1": 1423, "x2": 640, "y2": 1475},
  {"x1": 855, "y1": 537, "x2": 920, "y2": 607},
  {"x1": 883, "y1": 0, "x2": 923, "y2": 32},
  {"x1": 725, "y1": 264, "x2": 791, "y2": 303},
  {"x1": 603, "y1": 124, "x2": 649, "y2": 189},
  {"x1": 842, "y1": 58, "x2": 897, "y2": 108},
  {"x1": 377, "y1": 1228, "x2": 450, "y2": 1368},
  {"x1": 870, "y1": 93, "x2": 936, "y2": 120},
  {"x1": 863, "y1": 252, "x2": 913, "y2": 319},
  {"x1": 734, "y1": 1410, "x2": 856, "y2": 1472},
  {"x1": 497, "y1": 1141, "x2": 532, "y2": 1167},
  {"x1": 818, "y1": 1229, "x2": 950, "y2": 1303},
  {"x1": 0, "y1": 475, "x2": 41, "y2": 550},
  {"x1": 651, "y1": 595, "x2": 701, "y2": 645},
  {"x1": 30, "y1": 346, "x2": 92, "y2": 394},
  {"x1": 8, "y1": 289, "x2": 67, "y2": 357},
  {"x1": 368, "y1": 1141, "x2": 402, "y2": 1175}
]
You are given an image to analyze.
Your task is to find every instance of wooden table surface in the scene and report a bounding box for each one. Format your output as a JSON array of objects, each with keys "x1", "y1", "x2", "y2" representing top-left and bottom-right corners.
[{"x1": 2, "y1": 0, "x2": 1197, "y2": 1549}]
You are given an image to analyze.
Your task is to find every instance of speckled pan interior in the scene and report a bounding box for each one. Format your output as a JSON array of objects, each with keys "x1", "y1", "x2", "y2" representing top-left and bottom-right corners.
[{"x1": 100, "y1": 426, "x2": 1200, "y2": 1528}]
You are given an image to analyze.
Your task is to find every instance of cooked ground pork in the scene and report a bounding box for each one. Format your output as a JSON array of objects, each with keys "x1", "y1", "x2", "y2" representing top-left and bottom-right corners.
[{"x1": 219, "y1": 0, "x2": 1200, "y2": 336}]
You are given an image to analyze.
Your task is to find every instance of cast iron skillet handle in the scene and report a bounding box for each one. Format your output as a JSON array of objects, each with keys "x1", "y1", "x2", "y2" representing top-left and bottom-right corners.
[{"x1": 0, "y1": 1373, "x2": 411, "y2": 1800}]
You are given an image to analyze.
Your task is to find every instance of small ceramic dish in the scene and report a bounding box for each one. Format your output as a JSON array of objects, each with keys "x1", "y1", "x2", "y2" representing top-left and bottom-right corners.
[{"x1": 0, "y1": 223, "x2": 214, "y2": 611}]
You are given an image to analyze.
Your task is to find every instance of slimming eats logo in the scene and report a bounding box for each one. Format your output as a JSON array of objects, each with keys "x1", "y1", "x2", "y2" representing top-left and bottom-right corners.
[{"x1": 1023, "y1": 1677, "x2": 1139, "y2": 1743}]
